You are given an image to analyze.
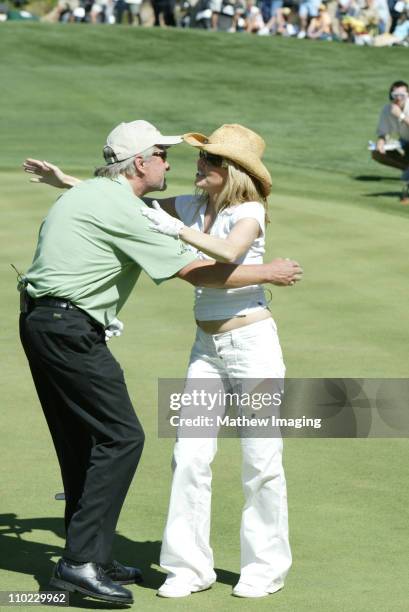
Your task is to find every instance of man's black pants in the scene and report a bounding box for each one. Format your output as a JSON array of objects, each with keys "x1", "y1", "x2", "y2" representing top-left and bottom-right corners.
[{"x1": 20, "y1": 306, "x2": 145, "y2": 565}]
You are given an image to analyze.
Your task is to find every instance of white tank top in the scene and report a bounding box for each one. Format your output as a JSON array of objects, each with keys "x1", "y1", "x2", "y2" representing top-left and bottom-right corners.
[{"x1": 175, "y1": 195, "x2": 268, "y2": 321}]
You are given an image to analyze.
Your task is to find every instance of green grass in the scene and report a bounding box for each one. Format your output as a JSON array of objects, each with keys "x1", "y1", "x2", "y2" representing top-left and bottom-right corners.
[{"x1": 1, "y1": 23, "x2": 408, "y2": 612}]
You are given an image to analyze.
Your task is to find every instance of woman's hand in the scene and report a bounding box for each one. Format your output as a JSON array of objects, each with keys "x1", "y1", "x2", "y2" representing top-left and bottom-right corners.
[{"x1": 23, "y1": 158, "x2": 81, "y2": 189}]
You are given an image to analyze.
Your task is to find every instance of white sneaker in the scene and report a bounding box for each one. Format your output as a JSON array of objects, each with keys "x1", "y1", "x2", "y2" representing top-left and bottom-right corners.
[
  {"x1": 232, "y1": 583, "x2": 269, "y2": 598},
  {"x1": 157, "y1": 578, "x2": 215, "y2": 598},
  {"x1": 297, "y1": 30, "x2": 306, "y2": 39},
  {"x1": 232, "y1": 582, "x2": 283, "y2": 598}
]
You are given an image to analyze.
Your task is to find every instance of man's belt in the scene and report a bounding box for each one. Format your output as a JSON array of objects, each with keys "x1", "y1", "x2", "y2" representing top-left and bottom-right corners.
[
  {"x1": 20, "y1": 291, "x2": 80, "y2": 313},
  {"x1": 33, "y1": 296, "x2": 80, "y2": 310}
]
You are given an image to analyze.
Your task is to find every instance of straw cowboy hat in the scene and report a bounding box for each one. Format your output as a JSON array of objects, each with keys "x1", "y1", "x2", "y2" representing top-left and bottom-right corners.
[{"x1": 183, "y1": 124, "x2": 272, "y2": 197}]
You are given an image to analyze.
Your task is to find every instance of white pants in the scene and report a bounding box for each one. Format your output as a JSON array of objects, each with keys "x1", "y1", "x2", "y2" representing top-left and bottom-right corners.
[{"x1": 160, "y1": 318, "x2": 292, "y2": 592}]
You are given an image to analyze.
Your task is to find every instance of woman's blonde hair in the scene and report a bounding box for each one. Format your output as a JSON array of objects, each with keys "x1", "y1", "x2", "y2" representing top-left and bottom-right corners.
[{"x1": 196, "y1": 160, "x2": 269, "y2": 223}]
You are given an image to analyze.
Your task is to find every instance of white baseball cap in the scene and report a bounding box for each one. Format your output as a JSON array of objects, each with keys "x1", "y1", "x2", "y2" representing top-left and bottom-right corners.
[{"x1": 103, "y1": 120, "x2": 183, "y2": 164}]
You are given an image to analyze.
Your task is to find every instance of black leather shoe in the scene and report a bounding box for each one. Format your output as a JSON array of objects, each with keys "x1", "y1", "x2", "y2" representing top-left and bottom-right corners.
[
  {"x1": 50, "y1": 559, "x2": 133, "y2": 604},
  {"x1": 102, "y1": 560, "x2": 143, "y2": 585}
]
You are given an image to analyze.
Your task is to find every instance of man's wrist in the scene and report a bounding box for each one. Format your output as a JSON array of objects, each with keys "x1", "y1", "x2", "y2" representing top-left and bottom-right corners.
[{"x1": 258, "y1": 263, "x2": 271, "y2": 284}]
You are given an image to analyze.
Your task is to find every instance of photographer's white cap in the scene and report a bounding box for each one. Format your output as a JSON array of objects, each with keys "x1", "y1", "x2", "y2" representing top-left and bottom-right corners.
[{"x1": 103, "y1": 120, "x2": 183, "y2": 164}]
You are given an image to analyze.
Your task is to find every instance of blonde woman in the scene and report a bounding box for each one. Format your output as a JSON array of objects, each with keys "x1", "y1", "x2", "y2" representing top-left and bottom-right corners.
[
  {"x1": 142, "y1": 124, "x2": 295, "y2": 599},
  {"x1": 24, "y1": 124, "x2": 302, "y2": 599}
]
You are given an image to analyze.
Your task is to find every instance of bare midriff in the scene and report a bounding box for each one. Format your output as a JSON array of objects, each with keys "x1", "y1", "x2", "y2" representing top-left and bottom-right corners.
[{"x1": 196, "y1": 308, "x2": 271, "y2": 334}]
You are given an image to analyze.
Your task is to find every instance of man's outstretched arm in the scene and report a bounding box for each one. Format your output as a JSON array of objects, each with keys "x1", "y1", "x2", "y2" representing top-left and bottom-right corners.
[
  {"x1": 23, "y1": 159, "x2": 81, "y2": 188},
  {"x1": 176, "y1": 258, "x2": 303, "y2": 289},
  {"x1": 22, "y1": 159, "x2": 179, "y2": 215}
]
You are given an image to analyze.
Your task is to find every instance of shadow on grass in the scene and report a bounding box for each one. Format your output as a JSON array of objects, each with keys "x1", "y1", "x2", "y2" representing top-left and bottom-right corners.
[
  {"x1": 214, "y1": 568, "x2": 240, "y2": 587},
  {"x1": 363, "y1": 191, "x2": 402, "y2": 198},
  {"x1": 0, "y1": 513, "x2": 162, "y2": 608},
  {"x1": 354, "y1": 175, "x2": 401, "y2": 182},
  {"x1": 348, "y1": 176, "x2": 409, "y2": 215},
  {"x1": 0, "y1": 513, "x2": 240, "y2": 605}
]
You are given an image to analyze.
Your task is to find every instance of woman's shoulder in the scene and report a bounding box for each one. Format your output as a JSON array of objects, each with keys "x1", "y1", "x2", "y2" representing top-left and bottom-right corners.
[
  {"x1": 225, "y1": 201, "x2": 266, "y2": 235},
  {"x1": 227, "y1": 201, "x2": 266, "y2": 219},
  {"x1": 227, "y1": 200, "x2": 264, "y2": 209}
]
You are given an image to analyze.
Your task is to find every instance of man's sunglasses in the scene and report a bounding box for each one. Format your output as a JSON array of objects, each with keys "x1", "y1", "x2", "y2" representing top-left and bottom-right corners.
[
  {"x1": 199, "y1": 150, "x2": 226, "y2": 167},
  {"x1": 152, "y1": 150, "x2": 168, "y2": 161},
  {"x1": 391, "y1": 92, "x2": 408, "y2": 99}
]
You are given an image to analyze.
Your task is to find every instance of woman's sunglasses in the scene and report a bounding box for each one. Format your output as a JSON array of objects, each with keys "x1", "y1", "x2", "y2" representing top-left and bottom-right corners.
[{"x1": 199, "y1": 150, "x2": 226, "y2": 167}]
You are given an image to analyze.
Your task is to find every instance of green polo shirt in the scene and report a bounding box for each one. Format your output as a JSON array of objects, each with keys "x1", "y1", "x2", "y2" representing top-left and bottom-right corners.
[{"x1": 26, "y1": 175, "x2": 196, "y2": 325}]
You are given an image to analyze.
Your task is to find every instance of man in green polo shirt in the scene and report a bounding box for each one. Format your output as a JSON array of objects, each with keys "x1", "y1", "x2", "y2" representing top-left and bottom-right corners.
[
  {"x1": 25, "y1": 163, "x2": 196, "y2": 326},
  {"x1": 20, "y1": 120, "x2": 303, "y2": 605}
]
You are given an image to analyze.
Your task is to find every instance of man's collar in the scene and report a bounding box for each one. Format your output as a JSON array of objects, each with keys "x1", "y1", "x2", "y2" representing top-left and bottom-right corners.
[{"x1": 114, "y1": 174, "x2": 133, "y2": 192}]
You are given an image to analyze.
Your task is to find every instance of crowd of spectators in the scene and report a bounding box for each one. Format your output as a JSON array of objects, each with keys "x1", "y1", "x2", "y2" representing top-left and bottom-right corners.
[{"x1": 2, "y1": 0, "x2": 409, "y2": 46}]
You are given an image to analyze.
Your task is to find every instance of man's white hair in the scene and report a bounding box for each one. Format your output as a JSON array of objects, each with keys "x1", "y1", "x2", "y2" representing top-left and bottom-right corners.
[{"x1": 94, "y1": 147, "x2": 155, "y2": 179}]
